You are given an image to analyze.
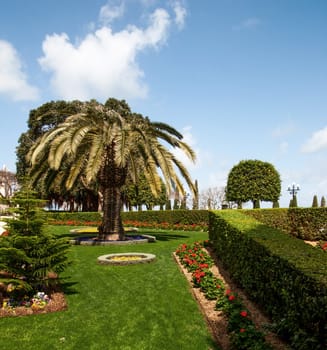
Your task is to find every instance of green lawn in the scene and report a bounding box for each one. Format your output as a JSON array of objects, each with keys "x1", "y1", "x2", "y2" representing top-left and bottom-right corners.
[{"x1": 0, "y1": 226, "x2": 220, "y2": 350}]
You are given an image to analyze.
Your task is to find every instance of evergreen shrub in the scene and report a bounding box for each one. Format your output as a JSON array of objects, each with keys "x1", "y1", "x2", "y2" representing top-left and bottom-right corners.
[{"x1": 0, "y1": 188, "x2": 70, "y2": 297}]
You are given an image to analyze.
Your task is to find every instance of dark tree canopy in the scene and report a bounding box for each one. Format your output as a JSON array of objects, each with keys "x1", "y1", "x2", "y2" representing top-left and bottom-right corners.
[
  {"x1": 123, "y1": 174, "x2": 168, "y2": 210},
  {"x1": 27, "y1": 98, "x2": 196, "y2": 240},
  {"x1": 16, "y1": 99, "x2": 144, "y2": 211},
  {"x1": 226, "y1": 159, "x2": 281, "y2": 208},
  {"x1": 16, "y1": 100, "x2": 83, "y2": 180}
]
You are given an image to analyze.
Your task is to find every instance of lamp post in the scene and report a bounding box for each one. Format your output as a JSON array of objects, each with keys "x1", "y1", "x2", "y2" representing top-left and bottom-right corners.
[{"x1": 287, "y1": 183, "x2": 300, "y2": 207}]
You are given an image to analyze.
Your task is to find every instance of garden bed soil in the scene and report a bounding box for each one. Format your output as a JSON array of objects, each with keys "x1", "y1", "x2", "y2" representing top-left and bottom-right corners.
[
  {"x1": 174, "y1": 247, "x2": 289, "y2": 350},
  {"x1": 0, "y1": 272, "x2": 67, "y2": 318},
  {"x1": 0, "y1": 290, "x2": 67, "y2": 317}
]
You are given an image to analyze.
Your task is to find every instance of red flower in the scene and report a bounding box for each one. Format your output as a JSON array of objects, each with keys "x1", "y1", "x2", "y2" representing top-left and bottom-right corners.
[
  {"x1": 225, "y1": 289, "x2": 231, "y2": 295},
  {"x1": 199, "y1": 263, "x2": 209, "y2": 269},
  {"x1": 240, "y1": 328, "x2": 246, "y2": 333},
  {"x1": 240, "y1": 310, "x2": 248, "y2": 317},
  {"x1": 228, "y1": 295, "x2": 235, "y2": 301},
  {"x1": 193, "y1": 270, "x2": 206, "y2": 279}
]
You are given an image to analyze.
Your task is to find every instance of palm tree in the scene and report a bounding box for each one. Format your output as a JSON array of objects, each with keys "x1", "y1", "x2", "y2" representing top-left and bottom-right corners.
[{"x1": 28, "y1": 99, "x2": 196, "y2": 240}]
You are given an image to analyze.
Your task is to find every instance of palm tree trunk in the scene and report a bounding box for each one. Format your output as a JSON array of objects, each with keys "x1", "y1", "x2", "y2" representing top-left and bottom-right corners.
[
  {"x1": 98, "y1": 144, "x2": 127, "y2": 241},
  {"x1": 100, "y1": 185, "x2": 124, "y2": 240}
]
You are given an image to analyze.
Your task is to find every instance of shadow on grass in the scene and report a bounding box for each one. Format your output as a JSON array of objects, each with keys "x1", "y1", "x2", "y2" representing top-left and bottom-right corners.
[
  {"x1": 60, "y1": 279, "x2": 79, "y2": 296},
  {"x1": 56, "y1": 233, "x2": 97, "y2": 240},
  {"x1": 57, "y1": 231, "x2": 190, "y2": 242},
  {"x1": 150, "y1": 232, "x2": 190, "y2": 241},
  {"x1": 54, "y1": 229, "x2": 198, "y2": 247}
]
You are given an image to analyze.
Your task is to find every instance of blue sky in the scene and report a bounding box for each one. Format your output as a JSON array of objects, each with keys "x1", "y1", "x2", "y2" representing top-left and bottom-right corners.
[{"x1": 1, "y1": 0, "x2": 327, "y2": 208}]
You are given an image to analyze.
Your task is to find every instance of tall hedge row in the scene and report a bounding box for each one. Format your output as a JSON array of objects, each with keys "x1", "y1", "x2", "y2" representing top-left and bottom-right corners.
[
  {"x1": 46, "y1": 211, "x2": 102, "y2": 224},
  {"x1": 122, "y1": 209, "x2": 208, "y2": 226},
  {"x1": 46, "y1": 209, "x2": 209, "y2": 228},
  {"x1": 46, "y1": 207, "x2": 327, "y2": 240},
  {"x1": 243, "y1": 207, "x2": 327, "y2": 240},
  {"x1": 208, "y1": 210, "x2": 327, "y2": 350}
]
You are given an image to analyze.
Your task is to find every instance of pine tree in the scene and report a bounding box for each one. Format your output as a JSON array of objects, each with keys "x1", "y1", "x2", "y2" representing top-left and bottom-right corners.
[
  {"x1": 0, "y1": 185, "x2": 70, "y2": 298},
  {"x1": 312, "y1": 195, "x2": 318, "y2": 207},
  {"x1": 321, "y1": 196, "x2": 326, "y2": 208}
]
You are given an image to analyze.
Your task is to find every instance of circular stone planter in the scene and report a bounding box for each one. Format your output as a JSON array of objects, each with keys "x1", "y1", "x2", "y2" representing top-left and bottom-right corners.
[{"x1": 97, "y1": 252, "x2": 156, "y2": 265}]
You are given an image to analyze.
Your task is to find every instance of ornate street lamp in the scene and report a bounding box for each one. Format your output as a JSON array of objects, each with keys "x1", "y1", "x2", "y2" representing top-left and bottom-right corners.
[{"x1": 287, "y1": 182, "x2": 300, "y2": 207}]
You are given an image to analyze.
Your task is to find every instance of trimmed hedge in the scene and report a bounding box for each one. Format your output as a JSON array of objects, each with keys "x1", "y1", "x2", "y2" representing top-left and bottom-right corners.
[
  {"x1": 46, "y1": 211, "x2": 101, "y2": 224},
  {"x1": 122, "y1": 209, "x2": 208, "y2": 226},
  {"x1": 208, "y1": 210, "x2": 327, "y2": 350},
  {"x1": 243, "y1": 207, "x2": 327, "y2": 240},
  {"x1": 46, "y1": 209, "x2": 209, "y2": 230}
]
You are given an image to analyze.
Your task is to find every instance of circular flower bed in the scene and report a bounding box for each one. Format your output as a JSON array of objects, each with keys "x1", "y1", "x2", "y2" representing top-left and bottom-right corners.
[{"x1": 97, "y1": 253, "x2": 156, "y2": 265}]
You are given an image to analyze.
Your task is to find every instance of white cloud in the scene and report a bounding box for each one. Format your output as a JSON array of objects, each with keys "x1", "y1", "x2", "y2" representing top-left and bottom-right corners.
[
  {"x1": 0, "y1": 40, "x2": 39, "y2": 101},
  {"x1": 171, "y1": 126, "x2": 199, "y2": 170},
  {"x1": 301, "y1": 126, "x2": 327, "y2": 153},
  {"x1": 38, "y1": 6, "x2": 174, "y2": 101},
  {"x1": 99, "y1": 1, "x2": 125, "y2": 25},
  {"x1": 233, "y1": 17, "x2": 262, "y2": 31},
  {"x1": 171, "y1": 1, "x2": 187, "y2": 29}
]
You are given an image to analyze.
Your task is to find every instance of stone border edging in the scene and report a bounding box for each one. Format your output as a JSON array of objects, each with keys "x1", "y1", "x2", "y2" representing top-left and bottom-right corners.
[
  {"x1": 69, "y1": 234, "x2": 156, "y2": 245},
  {"x1": 97, "y1": 252, "x2": 156, "y2": 265}
]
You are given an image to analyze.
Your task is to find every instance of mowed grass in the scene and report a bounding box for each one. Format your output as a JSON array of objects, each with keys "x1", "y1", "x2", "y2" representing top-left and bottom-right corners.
[{"x1": 0, "y1": 226, "x2": 220, "y2": 350}]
